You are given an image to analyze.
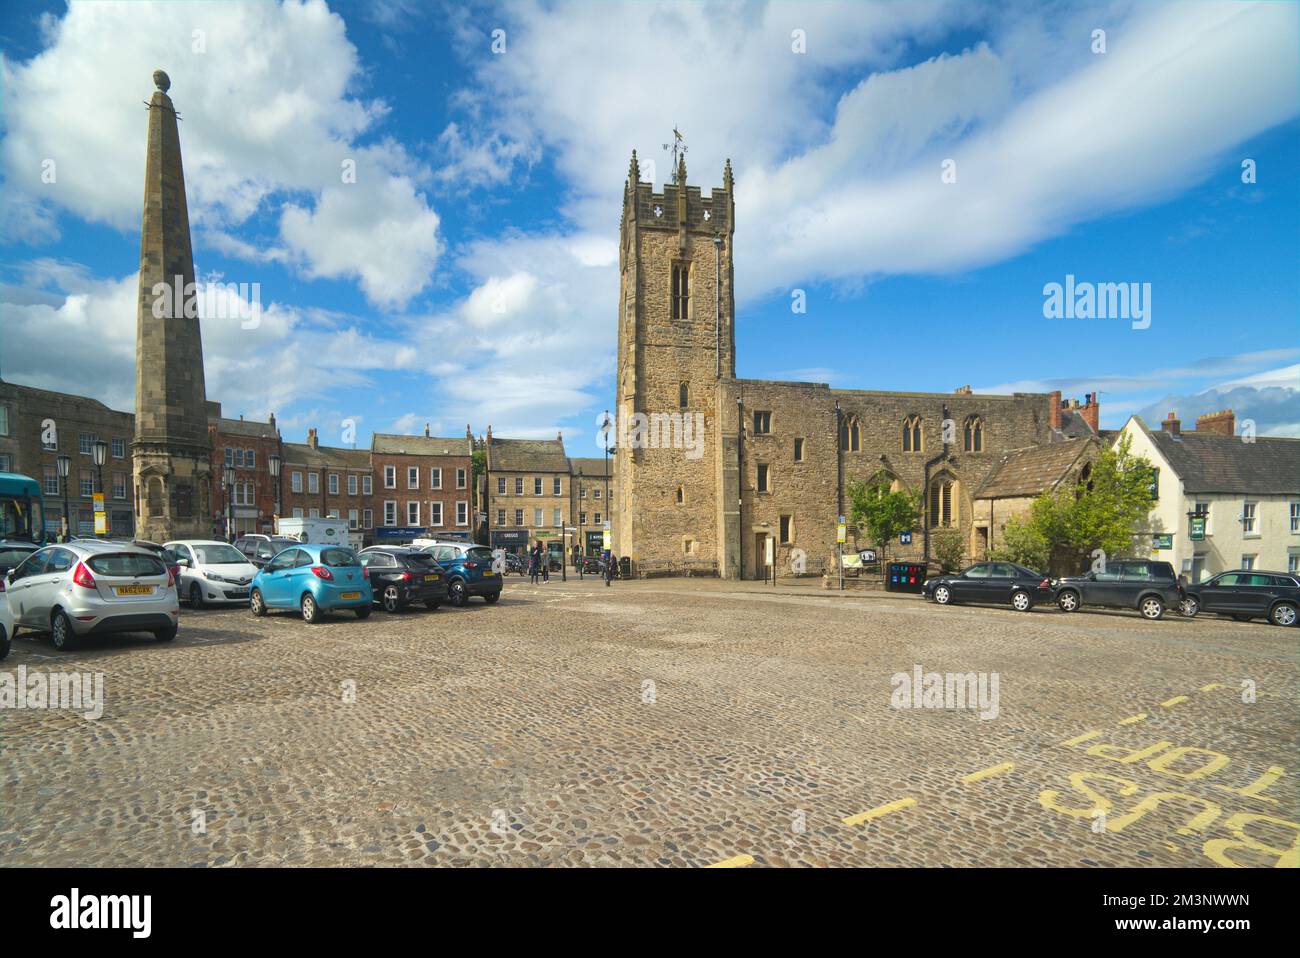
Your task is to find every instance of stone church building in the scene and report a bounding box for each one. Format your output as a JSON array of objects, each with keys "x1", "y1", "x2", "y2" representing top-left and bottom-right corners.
[{"x1": 613, "y1": 151, "x2": 1098, "y2": 579}]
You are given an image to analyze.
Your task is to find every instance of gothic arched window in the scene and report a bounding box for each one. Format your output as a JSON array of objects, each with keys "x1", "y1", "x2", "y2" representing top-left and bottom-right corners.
[
  {"x1": 929, "y1": 476, "x2": 955, "y2": 528},
  {"x1": 679, "y1": 382, "x2": 689, "y2": 409},
  {"x1": 963, "y1": 416, "x2": 984, "y2": 453},
  {"x1": 903, "y1": 416, "x2": 922, "y2": 452},
  {"x1": 839, "y1": 416, "x2": 861, "y2": 452}
]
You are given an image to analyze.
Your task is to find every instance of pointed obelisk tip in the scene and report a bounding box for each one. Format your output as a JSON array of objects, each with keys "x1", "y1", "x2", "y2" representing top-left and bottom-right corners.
[{"x1": 153, "y1": 70, "x2": 171, "y2": 93}]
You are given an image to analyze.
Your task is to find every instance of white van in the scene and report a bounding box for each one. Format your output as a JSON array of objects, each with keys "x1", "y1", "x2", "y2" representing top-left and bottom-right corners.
[{"x1": 275, "y1": 517, "x2": 349, "y2": 546}]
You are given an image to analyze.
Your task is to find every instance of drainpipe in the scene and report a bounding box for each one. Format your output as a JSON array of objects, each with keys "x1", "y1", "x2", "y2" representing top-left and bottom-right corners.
[{"x1": 922, "y1": 403, "x2": 950, "y2": 564}]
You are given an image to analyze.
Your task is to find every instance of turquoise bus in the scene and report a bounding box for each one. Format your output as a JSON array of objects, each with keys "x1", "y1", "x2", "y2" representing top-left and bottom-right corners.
[{"x1": 0, "y1": 472, "x2": 48, "y2": 544}]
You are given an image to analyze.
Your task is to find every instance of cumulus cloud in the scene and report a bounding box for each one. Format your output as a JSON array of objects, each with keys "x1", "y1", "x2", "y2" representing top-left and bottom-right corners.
[{"x1": 1, "y1": 0, "x2": 441, "y2": 308}]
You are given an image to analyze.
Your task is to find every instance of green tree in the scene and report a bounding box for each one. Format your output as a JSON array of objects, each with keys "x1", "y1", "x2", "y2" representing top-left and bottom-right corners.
[
  {"x1": 992, "y1": 436, "x2": 1156, "y2": 574},
  {"x1": 847, "y1": 471, "x2": 920, "y2": 567},
  {"x1": 930, "y1": 527, "x2": 965, "y2": 572}
]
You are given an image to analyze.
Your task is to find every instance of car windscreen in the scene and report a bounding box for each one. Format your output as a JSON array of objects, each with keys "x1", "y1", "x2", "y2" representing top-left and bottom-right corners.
[
  {"x1": 467, "y1": 547, "x2": 493, "y2": 562},
  {"x1": 0, "y1": 547, "x2": 37, "y2": 570},
  {"x1": 321, "y1": 548, "x2": 358, "y2": 567},
  {"x1": 402, "y1": 552, "x2": 439, "y2": 568},
  {"x1": 194, "y1": 544, "x2": 247, "y2": 565},
  {"x1": 86, "y1": 553, "x2": 167, "y2": 577}
]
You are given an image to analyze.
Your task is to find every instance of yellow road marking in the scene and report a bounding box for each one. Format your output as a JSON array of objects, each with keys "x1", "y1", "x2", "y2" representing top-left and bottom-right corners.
[
  {"x1": 707, "y1": 854, "x2": 754, "y2": 868},
  {"x1": 1117, "y1": 713, "x2": 1148, "y2": 726},
  {"x1": 1160, "y1": 695, "x2": 1189, "y2": 708},
  {"x1": 842, "y1": 797, "x2": 916, "y2": 827},
  {"x1": 1060, "y1": 730, "x2": 1104, "y2": 747},
  {"x1": 1198, "y1": 683, "x2": 1223, "y2": 692},
  {"x1": 960, "y1": 762, "x2": 1014, "y2": 784}
]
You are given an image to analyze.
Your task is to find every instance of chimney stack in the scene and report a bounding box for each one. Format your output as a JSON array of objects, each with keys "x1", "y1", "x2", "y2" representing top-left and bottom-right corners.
[
  {"x1": 269, "y1": 412, "x2": 276, "y2": 429},
  {"x1": 1160, "y1": 412, "x2": 1180, "y2": 436},
  {"x1": 1080, "y1": 391, "x2": 1100, "y2": 433},
  {"x1": 1049, "y1": 390, "x2": 1062, "y2": 431},
  {"x1": 1195, "y1": 409, "x2": 1235, "y2": 436},
  {"x1": 424, "y1": 422, "x2": 430, "y2": 438},
  {"x1": 308, "y1": 427, "x2": 319, "y2": 449}
]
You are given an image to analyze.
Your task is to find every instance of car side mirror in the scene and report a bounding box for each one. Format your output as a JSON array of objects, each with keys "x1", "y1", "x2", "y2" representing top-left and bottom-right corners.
[{"x1": 177, "y1": 558, "x2": 190, "y2": 567}]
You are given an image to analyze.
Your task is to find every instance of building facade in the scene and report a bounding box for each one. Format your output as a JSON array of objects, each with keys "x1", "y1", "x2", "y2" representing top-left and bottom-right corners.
[
  {"x1": 208, "y1": 404, "x2": 282, "y2": 538},
  {"x1": 0, "y1": 381, "x2": 136, "y2": 538},
  {"x1": 280, "y1": 429, "x2": 373, "y2": 534},
  {"x1": 484, "y1": 429, "x2": 572, "y2": 561},
  {"x1": 568, "y1": 456, "x2": 618, "y2": 557},
  {"x1": 1119, "y1": 411, "x2": 1299, "y2": 582},
  {"x1": 613, "y1": 153, "x2": 1098, "y2": 578},
  {"x1": 370, "y1": 428, "x2": 474, "y2": 543}
]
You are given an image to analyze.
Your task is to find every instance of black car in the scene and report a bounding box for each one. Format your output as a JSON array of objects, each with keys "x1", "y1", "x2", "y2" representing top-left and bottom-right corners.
[
  {"x1": 578, "y1": 555, "x2": 607, "y2": 576},
  {"x1": 1182, "y1": 570, "x2": 1299, "y2": 627},
  {"x1": 357, "y1": 547, "x2": 449, "y2": 612},
  {"x1": 922, "y1": 561, "x2": 1054, "y2": 611},
  {"x1": 1054, "y1": 560, "x2": 1185, "y2": 621}
]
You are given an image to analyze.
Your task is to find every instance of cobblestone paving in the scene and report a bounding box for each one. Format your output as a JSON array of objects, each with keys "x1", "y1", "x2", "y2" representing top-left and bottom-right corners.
[{"x1": 2, "y1": 577, "x2": 1296, "y2": 867}]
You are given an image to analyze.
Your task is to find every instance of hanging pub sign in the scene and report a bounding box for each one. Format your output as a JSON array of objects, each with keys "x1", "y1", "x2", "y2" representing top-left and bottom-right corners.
[{"x1": 1189, "y1": 515, "x2": 1206, "y2": 541}]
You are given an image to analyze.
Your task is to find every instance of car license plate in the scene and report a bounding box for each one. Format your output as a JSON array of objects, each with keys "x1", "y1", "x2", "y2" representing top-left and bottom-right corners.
[
  {"x1": 424, "y1": 574, "x2": 440, "y2": 582},
  {"x1": 482, "y1": 570, "x2": 495, "y2": 576},
  {"x1": 340, "y1": 591, "x2": 362, "y2": 600},
  {"x1": 115, "y1": 584, "x2": 153, "y2": 596}
]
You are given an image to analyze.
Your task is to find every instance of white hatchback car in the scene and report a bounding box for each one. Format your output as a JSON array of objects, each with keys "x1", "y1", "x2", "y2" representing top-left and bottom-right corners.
[
  {"x1": 3, "y1": 541, "x2": 179, "y2": 650},
  {"x1": 166, "y1": 540, "x2": 259, "y2": 608}
]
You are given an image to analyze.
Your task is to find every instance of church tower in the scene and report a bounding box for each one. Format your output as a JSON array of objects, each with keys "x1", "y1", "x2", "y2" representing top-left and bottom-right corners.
[
  {"x1": 132, "y1": 70, "x2": 212, "y2": 541},
  {"x1": 614, "y1": 147, "x2": 738, "y2": 574}
]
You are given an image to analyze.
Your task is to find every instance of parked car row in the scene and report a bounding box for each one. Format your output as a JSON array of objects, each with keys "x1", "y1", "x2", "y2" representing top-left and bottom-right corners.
[{"x1": 922, "y1": 560, "x2": 1299, "y2": 626}]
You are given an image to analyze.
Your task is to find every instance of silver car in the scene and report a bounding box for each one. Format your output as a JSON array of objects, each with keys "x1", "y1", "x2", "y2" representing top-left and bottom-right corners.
[
  {"x1": 3, "y1": 541, "x2": 179, "y2": 650},
  {"x1": 166, "y1": 539, "x2": 259, "y2": 608}
]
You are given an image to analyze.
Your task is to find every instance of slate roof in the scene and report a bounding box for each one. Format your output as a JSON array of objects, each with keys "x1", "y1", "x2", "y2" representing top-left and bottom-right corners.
[
  {"x1": 281, "y1": 442, "x2": 370, "y2": 469},
  {"x1": 568, "y1": 456, "x2": 613, "y2": 477},
  {"x1": 214, "y1": 417, "x2": 278, "y2": 439},
  {"x1": 371, "y1": 433, "x2": 472, "y2": 457},
  {"x1": 1147, "y1": 429, "x2": 1298, "y2": 496},
  {"x1": 976, "y1": 438, "x2": 1098, "y2": 499},
  {"x1": 488, "y1": 437, "x2": 569, "y2": 473}
]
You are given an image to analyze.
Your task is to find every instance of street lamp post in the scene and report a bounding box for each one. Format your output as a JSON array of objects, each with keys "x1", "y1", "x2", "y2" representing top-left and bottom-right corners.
[
  {"x1": 92, "y1": 439, "x2": 108, "y2": 538},
  {"x1": 223, "y1": 464, "x2": 235, "y2": 542},
  {"x1": 268, "y1": 453, "x2": 282, "y2": 533},
  {"x1": 601, "y1": 411, "x2": 611, "y2": 565},
  {"x1": 56, "y1": 454, "x2": 71, "y2": 542}
]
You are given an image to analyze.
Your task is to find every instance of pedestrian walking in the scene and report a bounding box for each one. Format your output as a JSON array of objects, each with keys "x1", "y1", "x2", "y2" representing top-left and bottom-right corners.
[
  {"x1": 527, "y1": 542, "x2": 539, "y2": 584},
  {"x1": 541, "y1": 545, "x2": 550, "y2": 582}
]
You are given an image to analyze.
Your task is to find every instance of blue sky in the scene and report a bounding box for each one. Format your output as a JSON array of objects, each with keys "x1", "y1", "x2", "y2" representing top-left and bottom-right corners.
[{"x1": 2, "y1": 0, "x2": 1297, "y2": 451}]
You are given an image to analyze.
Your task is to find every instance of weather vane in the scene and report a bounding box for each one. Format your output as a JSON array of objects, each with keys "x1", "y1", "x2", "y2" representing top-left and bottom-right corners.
[{"x1": 662, "y1": 127, "x2": 687, "y2": 184}]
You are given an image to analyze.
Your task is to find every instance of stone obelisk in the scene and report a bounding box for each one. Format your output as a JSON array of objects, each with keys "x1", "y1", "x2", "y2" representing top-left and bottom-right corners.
[{"x1": 132, "y1": 70, "x2": 211, "y2": 541}]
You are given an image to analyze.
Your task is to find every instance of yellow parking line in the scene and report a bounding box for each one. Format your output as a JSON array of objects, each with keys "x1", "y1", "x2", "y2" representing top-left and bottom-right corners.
[
  {"x1": 960, "y1": 762, "x2": 1014, "y2": 784},
  {"x1": 1198, "y1": 683, "x2": 1223, "y2": 692},
  {"x1": 1117, "y1": 713, "x2": 1148, "y2": 726},
  {"x1": 1059, "y1": 730, "x2": 1104, "y2": 747},
  {"x1": 842, "y1": 797, "x2": 916, "y2": 827},
  {"x1": 707, "y1": 854, "x2": 754, "y2": 868},
  {"x1": 1160, "y1": 695, "x2": 1189, "y2": 708}
]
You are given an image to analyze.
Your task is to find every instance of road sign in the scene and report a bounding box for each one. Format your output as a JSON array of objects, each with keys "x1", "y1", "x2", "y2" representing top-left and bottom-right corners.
[
  {"x1": 602, "y1": 530, "x2": 611, "y2": 549},
  {"x1": 93, "y1": 512, "x2": 107, "y2": 535},
  {"x1": 836, "y1": 524, "x2": 846, "y2": 544},
  {"x1": 899, "y1": 531, "x2": 913, "y2": 545}
]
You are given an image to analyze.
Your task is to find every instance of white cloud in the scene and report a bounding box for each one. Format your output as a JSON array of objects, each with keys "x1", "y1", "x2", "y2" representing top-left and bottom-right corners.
[{"x1": 1, "y1": 0, "x2": 442, "y2": 308}]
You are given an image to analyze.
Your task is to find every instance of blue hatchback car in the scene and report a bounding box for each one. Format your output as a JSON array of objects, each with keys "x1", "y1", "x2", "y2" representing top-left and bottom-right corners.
[{"x1": 249, "y1": 543, "x2": 372, "y2": 623}]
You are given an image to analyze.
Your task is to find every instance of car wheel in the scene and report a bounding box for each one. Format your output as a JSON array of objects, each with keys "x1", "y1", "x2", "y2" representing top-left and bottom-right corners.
[
  {"x1": 1057, "y1": 590, "x2": 1080, "y2": 613},
  {"x1": 1140, "y1": 596, "x2": 1164, "y2": 620},
  {"x1": 189, "y1": 582, "x2": 204, "y2": 609},
  {"x1": 301, "y1": 593, "x2": 321, "y2": 624},
  {"x1": 1179, "y1": 596, "x2": 1199, "y2": 617},
  {"x1": 354, "y1": 606, "x2": 372, "y2": 620},
  {"x1": 484, "y1": 591, "x2": 500, "y2": 604},
  {"x1": 154, "y1": 625, "x2": 177, "y2": 642},
  {"x1": 1270, "y1": 602, "x2": 1297, "y2": 627},
  {"x1": 1011, "y1": 590, "x2": 1032, "y2": 612},
  {"x1": 250, "y1": 588, "x2": 267, "y2": 617},
  {"x1": 424, "y1": 600, "x2": 441, "y2": 611},
  {"x1": 933, "y1": 585, "x2": 952, "y2": 605},
  {"x1": 51, "y1": 609, "x2": 76, "y2": 651},
  {"x1": 448, "y1": 578, "x2": 468, "y2": 607},
  {"x1": 382, "y1": 585, "x2": 402, "y2": 613}
]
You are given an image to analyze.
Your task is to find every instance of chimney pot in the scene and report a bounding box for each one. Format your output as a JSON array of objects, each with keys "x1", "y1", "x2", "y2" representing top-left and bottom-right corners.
[{"x1": 1160, "y1": 413, "x2": 1181, "y2": 436}]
